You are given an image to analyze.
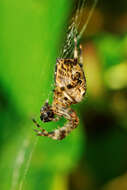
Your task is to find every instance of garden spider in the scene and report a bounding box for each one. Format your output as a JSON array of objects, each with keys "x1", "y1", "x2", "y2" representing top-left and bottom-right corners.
[{"x1": 32, "y1": 38, "x2": 86, "y2": 140}]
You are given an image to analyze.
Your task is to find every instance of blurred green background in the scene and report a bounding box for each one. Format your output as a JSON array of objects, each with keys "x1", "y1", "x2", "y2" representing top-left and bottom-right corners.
[{"x1": 0, "y1": 0, "x2": 127, "y2": 190}]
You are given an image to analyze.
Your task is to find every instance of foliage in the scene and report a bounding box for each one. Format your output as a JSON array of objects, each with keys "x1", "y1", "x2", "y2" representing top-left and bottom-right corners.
[{"x1": 0, "y1": 1, "x2": 84, "y2": 190}]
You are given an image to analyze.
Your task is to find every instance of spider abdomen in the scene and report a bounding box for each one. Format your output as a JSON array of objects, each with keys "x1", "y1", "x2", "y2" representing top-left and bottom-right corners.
[{"x1": 54, "y1": 58, "x2": 86, "y2": 105}]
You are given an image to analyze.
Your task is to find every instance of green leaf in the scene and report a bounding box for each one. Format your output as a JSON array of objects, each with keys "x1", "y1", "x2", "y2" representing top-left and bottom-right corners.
[{"x1": 0, "y1": 1, "x2": 85, "y2": 190}]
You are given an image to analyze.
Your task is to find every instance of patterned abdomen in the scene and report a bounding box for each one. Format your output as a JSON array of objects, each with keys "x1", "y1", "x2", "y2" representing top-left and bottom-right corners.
[{"x1": 54, "y1": 58, "x2": 86, "y2": 104}]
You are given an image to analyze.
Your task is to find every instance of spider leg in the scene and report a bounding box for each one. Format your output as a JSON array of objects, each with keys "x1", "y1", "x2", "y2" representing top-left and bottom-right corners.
[
  {"x1": 32, "y1": 118, "x2": 58, "y2": 138},
  {"x1": 74, "y1": 37, "x2": 83, "y2": 67},
  {"x1": 79, "y1": 44, "x2": 83, "y2": 65},
  {"x1": 32, "y1": 117, "x2": 61, "y2": 138},
  {"x1": 32, "y1": 118, "x2": 49, "y2": 136},
  {"x1": 32, "y1": 109, "x2": 79, "y2": 140},
  {"x1": 74, "y1": 37, "x2": 78, "y2": 59},
  {"x1": 50, "y1": 109, "x2": 79, "y2": 140},
  {"x1": 52, "y1": 117, "x2": 60, "y2": 122}
]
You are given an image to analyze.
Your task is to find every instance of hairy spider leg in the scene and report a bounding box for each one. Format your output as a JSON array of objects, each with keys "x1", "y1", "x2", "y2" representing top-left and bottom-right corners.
[
  {"x1": 74, "y1": 37, "x2": 78, "y2": 59},
  {"x1": 32, "y1": 116, "x2": 60, "y2": 134},
  {"x1": 32, "y1": 118, "x2": 49, "y2": 136},
  {"x1": 33, "y1": 109, "x2": 79, "y2": 140},
  {"x1": 74, "y1": 38, "x2": 84, "y2": 71},
  {"x1": 79, "y1": 44, "x2": 83, "y2": 64}
]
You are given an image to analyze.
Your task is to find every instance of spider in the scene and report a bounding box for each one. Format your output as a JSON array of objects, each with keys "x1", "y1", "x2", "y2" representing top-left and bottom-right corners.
[{"x1": 32, "y1": 38, "x2": 86, "y2": 140}]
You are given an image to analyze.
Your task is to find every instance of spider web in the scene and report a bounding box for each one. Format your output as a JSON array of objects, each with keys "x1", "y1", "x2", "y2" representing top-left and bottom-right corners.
[
  {"x1": 60, "y1": 0, "x2": 98, "y2": 59},
  {"x1": 10, "y1": 1, "x2": 98, "y2": 190},
  {"x1": 43, "y1": 0, "x2": 98, "y2": 103}
]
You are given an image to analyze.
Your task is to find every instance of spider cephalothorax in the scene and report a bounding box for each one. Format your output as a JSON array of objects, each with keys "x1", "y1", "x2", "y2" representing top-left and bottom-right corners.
[
  {"x1": 40, "y1": 102, "x2": 54, "y2": 122},
  {"x1": 32, "y1": 38, "x2": 86, "y2": 140}
]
